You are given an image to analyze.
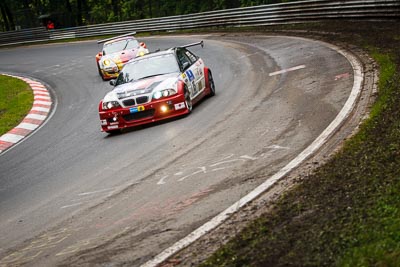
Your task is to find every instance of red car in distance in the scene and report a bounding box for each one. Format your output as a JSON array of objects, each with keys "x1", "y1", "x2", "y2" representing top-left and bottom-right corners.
[{"x1": 95, "y1": 32, "x2": 149, "y2": 80}]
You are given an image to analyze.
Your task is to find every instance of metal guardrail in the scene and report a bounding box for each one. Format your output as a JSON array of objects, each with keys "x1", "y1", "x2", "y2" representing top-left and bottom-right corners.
[{"x1": 0, "y1": 0, "x2": 398, "y2": 46}]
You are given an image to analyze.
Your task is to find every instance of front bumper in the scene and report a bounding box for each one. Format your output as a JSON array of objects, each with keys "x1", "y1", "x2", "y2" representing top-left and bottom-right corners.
[
  {"x1": 101, "y1": 68, "x2": 119, "y2": 79},
  {"x1": 99, "y1": 94, "x2": 188, "y2": 132},
  {"x1": 101, "y1": 62, "x2": 124, "y2": 79}
]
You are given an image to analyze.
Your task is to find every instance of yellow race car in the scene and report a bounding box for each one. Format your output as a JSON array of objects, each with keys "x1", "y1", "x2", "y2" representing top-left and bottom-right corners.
[{"x1": 95, "y1": 32, "x2": 149, "y2": 80}]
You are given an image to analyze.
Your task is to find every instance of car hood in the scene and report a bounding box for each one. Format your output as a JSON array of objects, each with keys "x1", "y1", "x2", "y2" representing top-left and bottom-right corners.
[
  {"x1": 101, "y1": 49, "x2": 138, "y2": 64},
  {"x1": 103, "y1": 73, "x2": 180, "y2": 102}
]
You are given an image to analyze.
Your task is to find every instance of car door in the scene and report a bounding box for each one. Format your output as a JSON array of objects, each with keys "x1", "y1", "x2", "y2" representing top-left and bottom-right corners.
[{"x1": 177, "y1": 48, "x2": 205, "y2": 99}]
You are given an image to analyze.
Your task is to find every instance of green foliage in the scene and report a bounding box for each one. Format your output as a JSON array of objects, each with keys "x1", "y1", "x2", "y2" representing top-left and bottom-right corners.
[
  {"x1": 0, "y1": 75, "x2": 33, "y2": 136},
  {"x1": 0, "y1": 0, "x2": 303, "y2": 31}
]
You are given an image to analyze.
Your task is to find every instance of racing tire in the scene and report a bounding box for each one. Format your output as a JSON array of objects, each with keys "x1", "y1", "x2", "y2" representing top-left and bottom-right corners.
[
  {"x1": 97, "y1": 63, "x2": 106, "y2": 81},
  {"x1": 208, "y1": 70, "x2": 216, "y2": 97},
  {"x1": 184, "y1": 87, "x2": 193, "y2": 113}
]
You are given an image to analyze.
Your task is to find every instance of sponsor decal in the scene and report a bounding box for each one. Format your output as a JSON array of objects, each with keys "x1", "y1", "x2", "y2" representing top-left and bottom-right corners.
[
  {"x1": 192, "y1": 81, "x2": 197, "y2": 93},
  {"x1": 129, "y1": 105, "x2": 145, "y2": 113},
  {"x1": 185, "y1": 70, "x2": 195, "y2": 82},
  {"x1": 174, "y1": 102, "x2": 186, "y2": 110},
  {"x1": 101, "y1": 119, "x2": 107, "y2": 126}
]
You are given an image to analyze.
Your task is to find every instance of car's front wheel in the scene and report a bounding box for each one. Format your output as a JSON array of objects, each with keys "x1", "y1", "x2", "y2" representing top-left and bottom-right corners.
[
  {"x1": 97, "y1": 63, "x2": 106, "y2": 81},
  {"x1": 184, "y1": 87, "x2": 192, "y2": 113}
]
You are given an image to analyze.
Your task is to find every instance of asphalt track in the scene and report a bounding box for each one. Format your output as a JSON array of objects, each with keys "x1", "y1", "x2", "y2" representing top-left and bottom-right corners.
[{"x1": 0, "y1": 35, "x2": 354, "y2": 266}]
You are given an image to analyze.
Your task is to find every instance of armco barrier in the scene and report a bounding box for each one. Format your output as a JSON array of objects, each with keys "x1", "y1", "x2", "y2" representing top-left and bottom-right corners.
[{"x1": 0, "y1": 0, "x2": 399, "y2": 46}]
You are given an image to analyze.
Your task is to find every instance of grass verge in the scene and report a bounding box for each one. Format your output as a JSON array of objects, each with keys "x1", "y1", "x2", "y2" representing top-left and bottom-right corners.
[
  {"x1": 0, "y1": 75, "x2": 33, "y2": 136},
  {"x1": 200, "y1": 22, "x2": 400, "y2": 266}
]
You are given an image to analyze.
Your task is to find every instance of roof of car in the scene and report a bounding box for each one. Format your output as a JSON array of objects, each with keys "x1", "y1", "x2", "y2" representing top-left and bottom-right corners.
[
  {"x1": 104, "y1": 36, "x2": 136, "y2": 46},
  {"x1": 131, "y1": 49, "x2": 176, "y2": 62}
]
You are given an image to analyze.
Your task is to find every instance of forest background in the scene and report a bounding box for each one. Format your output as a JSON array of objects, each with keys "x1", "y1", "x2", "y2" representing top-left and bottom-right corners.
[{"x1": 1, "y1": 0, "x2": 298, "y2": 31}]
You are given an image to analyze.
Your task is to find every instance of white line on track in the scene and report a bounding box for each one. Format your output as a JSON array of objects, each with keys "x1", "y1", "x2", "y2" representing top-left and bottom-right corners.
[
  {"x1": 269, "y1": 65, "x2": 306, "y2": 76},
  {"x1": 141, "y1": 37, "x2": 364, "y2": 267},
  {"x1": 77, "y1": 188, "x2": 116, "y2": 196}
]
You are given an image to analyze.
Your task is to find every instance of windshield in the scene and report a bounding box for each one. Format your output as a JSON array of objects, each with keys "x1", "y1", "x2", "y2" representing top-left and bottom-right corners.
[
  {"x1": 115, "y1": 54, "x2": 180, "y2": 86},
  {"x1": 103, "y1": 39, "x2": 139, "y2": 55}
]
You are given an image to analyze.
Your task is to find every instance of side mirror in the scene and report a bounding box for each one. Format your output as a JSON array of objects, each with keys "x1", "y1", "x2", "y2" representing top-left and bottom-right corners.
[
  {"x1": 109, "y1": 79, "x2": 116, "y2": 86},
  {"x1": 96, "y1": 52, "x2": 103, "y2": 61}
]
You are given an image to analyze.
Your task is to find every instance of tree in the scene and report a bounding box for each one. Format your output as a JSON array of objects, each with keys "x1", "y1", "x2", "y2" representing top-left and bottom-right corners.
[{"x1": 0, "y1": 1, "x2": 15, "y2": 31}]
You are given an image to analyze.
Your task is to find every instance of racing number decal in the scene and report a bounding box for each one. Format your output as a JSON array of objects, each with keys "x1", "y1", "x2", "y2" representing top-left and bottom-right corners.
[{"x1": 185, "y1": 70, "x2": 195, "y2": 82}]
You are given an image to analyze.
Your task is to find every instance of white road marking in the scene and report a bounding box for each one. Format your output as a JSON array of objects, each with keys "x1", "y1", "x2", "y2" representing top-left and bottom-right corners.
[
  {"x1": 178, "y1": 167, "x2": 206, "y2": 182},
  {"x1": 141, "y1": 39, "x2": 364, "y2": 267},
  {"x1": 267, "y1": 145, "x2": 290, "y2": 150},
  {"x1": 211, "y1": 167, "x2": 227, "y2": 172},
  {"x1": 60, "y1": 202, "x2": 85, "y2": 209},
  {"x1": 240, "y1": 155, "x2": 258, "y2": 161},
  {"x1": 77, "y1": 188, "x2": 115, "y2": 196},
  {"x1": 157, "y1": 175, "x2": 169, "y2": 185},
  {"x1": 261, "y1": 129, "x2": 269, "y2": 136},
  {"x1": 210, "y1": 159, "x2": 244, "y2": 167},
  {"x1": 269, "y1": 65, "x2": 306, "y2": 76}
]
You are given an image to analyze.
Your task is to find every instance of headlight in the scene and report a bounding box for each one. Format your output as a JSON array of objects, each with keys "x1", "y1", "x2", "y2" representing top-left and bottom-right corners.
[
  {"x1": 103, "y1": 59, "x2": 110, "y2": 66},
  {"x1": 102, "y1": 101, "x2": 120, "y2": 110},
  {"x1": 153, "y1": 91, "x2": 162, "y2": 99},
  {"x1": 152, "y1": 89, "x2": 177, "y2": 100}
]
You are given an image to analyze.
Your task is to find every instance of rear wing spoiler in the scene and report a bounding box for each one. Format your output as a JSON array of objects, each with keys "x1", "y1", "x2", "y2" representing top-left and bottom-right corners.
[
  {"x1": 180, "y1": 41, "x2": 204, "y2": 49},
  {"x1": 97, "y1": 31, "x2": 137, "y2": 44}
]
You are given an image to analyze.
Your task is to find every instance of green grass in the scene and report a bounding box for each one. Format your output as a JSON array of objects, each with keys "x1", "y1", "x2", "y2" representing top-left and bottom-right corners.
[
  {"x1": 200, "y1": 22, "x2": 400, "y2": 267},
  {"x1": 0, "y1": 75, "x2": 33, "y2": 136}
]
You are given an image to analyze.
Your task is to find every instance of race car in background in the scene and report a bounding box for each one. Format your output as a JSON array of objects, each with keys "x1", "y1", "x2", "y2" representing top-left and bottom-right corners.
[
  {"x1": 99, "y1": 41, "x2": 216, "y2": 133},
  {"x1": 95, "y1": 32, "x2": 149, "y2": 80}
]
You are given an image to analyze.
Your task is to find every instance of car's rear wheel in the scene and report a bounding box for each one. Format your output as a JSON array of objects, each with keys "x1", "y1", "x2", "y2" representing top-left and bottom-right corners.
[
  {"x1": 208, "y1": 70, "x2": 216, "y2": 97},
  {"x1": 184, "y1": 87, "x2": 192, "y2": 113}
]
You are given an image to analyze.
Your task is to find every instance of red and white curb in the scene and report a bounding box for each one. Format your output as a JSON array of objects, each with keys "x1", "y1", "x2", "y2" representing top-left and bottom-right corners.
[{"x1": 0, "y1": 75, "x2": 52, "y2": 154}]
